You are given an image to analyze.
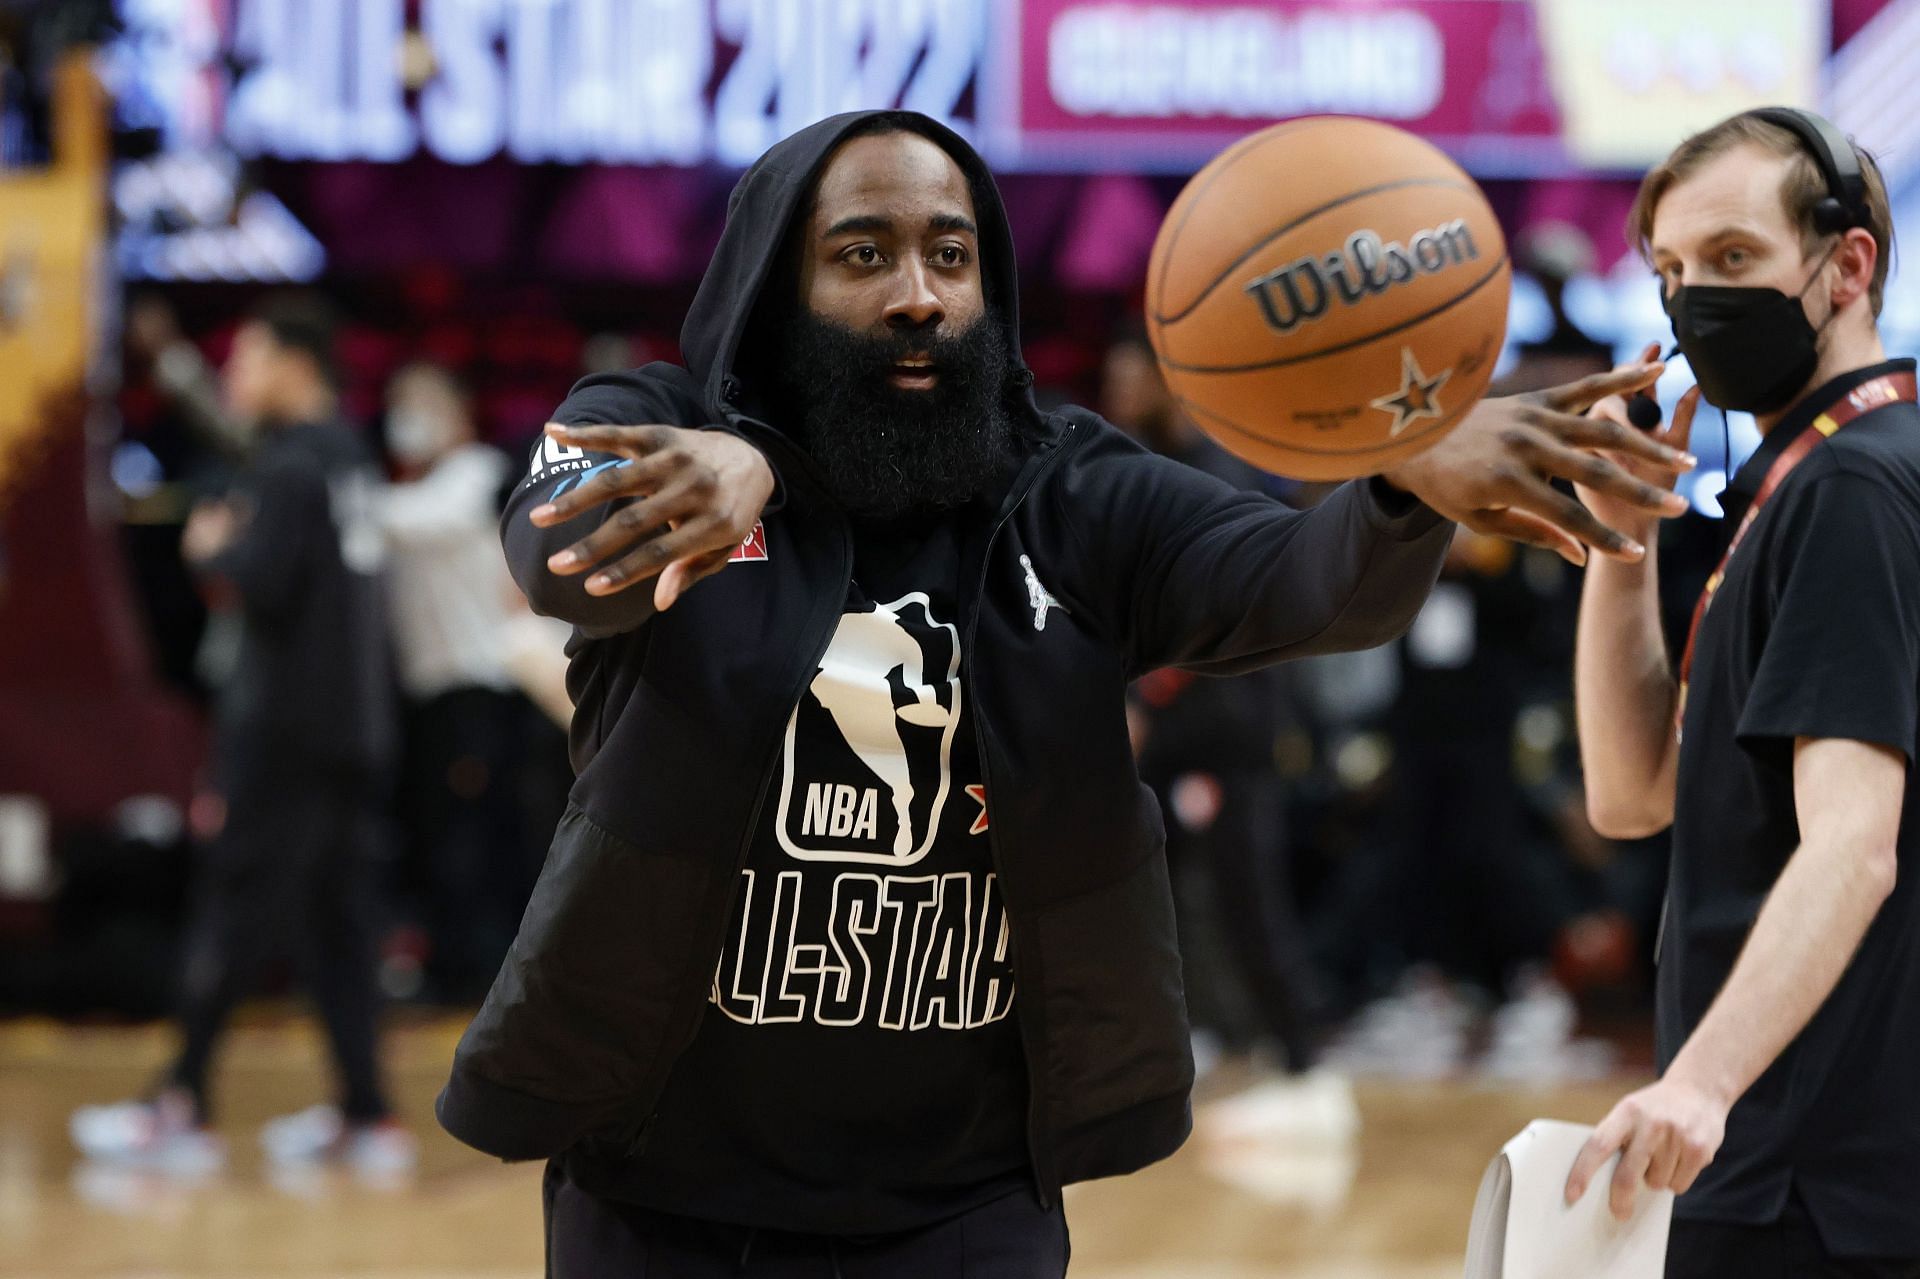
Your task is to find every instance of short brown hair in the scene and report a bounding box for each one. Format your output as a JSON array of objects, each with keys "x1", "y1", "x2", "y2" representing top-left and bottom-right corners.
[{"x1": 1629, "y1": 113, "x2": 1895, "y2": 315}]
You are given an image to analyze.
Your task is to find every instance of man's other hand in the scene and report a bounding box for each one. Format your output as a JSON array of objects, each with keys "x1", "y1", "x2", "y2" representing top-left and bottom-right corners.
[
  {"x1": 1381, "y1": 363, "x2": 1696, "y2": 565},
  {"x1": 530, "y1": 423, "x2": 775, "y2": 612},
  {"x1": 1564, "y1": 1075, "x2": 1729, "y2": 1222}
]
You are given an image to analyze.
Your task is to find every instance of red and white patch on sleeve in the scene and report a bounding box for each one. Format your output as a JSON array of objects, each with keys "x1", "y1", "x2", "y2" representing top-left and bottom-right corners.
[{"x1": 729, "y1": 521, "x2": 769, "y2": 562}]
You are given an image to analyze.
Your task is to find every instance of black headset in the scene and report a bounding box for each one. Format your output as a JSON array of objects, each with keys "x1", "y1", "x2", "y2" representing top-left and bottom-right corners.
[
  {"x1": 1745, "y1": 105, "x2": 1871, "y2": 234},
  {"x1": 1626, "y1": 106, "x2": 1868, "y2": 428}
]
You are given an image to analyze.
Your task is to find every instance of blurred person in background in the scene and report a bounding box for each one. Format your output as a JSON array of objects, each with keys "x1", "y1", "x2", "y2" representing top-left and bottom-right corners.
[
  {"x1": 69, "y1": 294, "x2": 413, "y2": 1176},
  {"x1": 125, "y1": 292, "x2": 247, "y2": 461},
  {"x1": 378, "y1": 361, "x2": 536, "y2": 1003},
  {"x1": 1101, "y1": 320, "x2": 1266, "y2": 490},
  {"x1": 1309, "y1": 222, "x2": 1647, "y2": 1084},
  {"x1": 1322, "y1": 526, "x2": 1598, "y2": 1080},
  {"x1": 1103, "y1": 322, "x2": 1353, "y2": 1137},
  {"x1": 1503, "y1": 222, "x2": 1615, "y2": 395},
  {"x1": 581, "y1": 331, "x2": 646, "y2": 380}
]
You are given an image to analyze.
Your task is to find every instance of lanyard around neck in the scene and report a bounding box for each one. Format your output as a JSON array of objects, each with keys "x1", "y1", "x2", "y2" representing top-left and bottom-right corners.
[{"x1": 1673, "y1": 370, "x2": 1918, "y2": 741}]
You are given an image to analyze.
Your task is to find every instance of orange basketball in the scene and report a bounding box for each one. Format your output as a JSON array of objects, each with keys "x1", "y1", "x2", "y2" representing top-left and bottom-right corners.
[{"x1": 1147, "y1": 117, "x2": 1511, "y2": 481}]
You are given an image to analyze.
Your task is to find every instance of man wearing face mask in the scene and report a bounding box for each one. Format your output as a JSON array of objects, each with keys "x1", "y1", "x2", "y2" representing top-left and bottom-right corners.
[
  {"x1": 1565, "y1": 108, "x2": 1920, "y2": 1278},
  {"x1": 378, "y1": 362, "x2": 530, "y2": 1002}
]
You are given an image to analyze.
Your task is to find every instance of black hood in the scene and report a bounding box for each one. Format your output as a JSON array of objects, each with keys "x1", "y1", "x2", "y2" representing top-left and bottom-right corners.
[{"x1": 680, "y1": 110, "x2": 1036, "y2": 432}]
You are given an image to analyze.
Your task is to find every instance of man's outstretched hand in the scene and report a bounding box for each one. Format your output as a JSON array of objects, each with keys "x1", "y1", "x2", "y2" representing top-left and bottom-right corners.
[
  {"x1": 1381, "y1": 363, "x2": 1697, "y2": 565},
  {"x1": 529, "y1": 423, "x2": 775, "y2": 612}
]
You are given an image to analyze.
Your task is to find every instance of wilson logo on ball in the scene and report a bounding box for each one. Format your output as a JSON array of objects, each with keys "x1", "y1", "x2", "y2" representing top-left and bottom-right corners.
[
  {"x1": 1243, "y1": 219, "x2": 1483, "y2": 335},
  {"x1": 1146, "y1": 117, "x2": 1511, "y2": 481}
]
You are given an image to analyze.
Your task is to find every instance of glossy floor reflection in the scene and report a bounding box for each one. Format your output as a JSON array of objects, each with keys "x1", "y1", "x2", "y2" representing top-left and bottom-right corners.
[{"x1": 0, "y1": 1016, "x2": 1639, "y2": 1278}]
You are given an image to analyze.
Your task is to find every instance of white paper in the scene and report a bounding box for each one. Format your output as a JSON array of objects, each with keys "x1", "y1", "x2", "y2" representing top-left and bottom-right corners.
[{"x1": 1464, "y1": 1119, "x2": 1674, "y2": 1279}]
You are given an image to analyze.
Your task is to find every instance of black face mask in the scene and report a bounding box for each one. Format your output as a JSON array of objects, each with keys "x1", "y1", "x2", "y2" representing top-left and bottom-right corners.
[{"x1": 1664, "y1": 248, "x2": 1836, "y2": 415}]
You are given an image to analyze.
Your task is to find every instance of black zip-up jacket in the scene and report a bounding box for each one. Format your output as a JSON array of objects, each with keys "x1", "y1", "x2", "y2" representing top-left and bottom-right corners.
[
  {"x1": 437, "y1": 111, "x2": 1453, "y2": 1201},
  {"x1": 208, "y1": 420, "x2": 395, "y2": 778}
]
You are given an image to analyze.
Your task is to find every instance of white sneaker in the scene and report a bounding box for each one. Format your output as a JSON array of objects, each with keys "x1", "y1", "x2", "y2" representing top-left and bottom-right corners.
[
  {"x1": 69, "y1": 1091, "x2": 225, "y2": 1174},
  {"x1": 1321, "y1": 969, "x2": 1477, "y2": 1079},
  {"x1": 1190, "y1": 1029, "x2": 1226, "y2": 1083},
  {"x1": 342, "y1": 1122, "x2": 419, "y2": 1179},
  {"x1": 1198, "y1": 1069, "x2": 1362, "y2": 1148},
  {"x1": 260, "y1": 1105, "x2": 418, "y2": 1177},
  {"x1": 1478, "y1": 969, "x2": 1618, "y2": 1084}
]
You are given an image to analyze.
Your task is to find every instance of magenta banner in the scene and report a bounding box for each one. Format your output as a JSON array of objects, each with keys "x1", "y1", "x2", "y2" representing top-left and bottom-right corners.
[{"x1": 985, "y1": 0, "x2": 1825, "y2": 175}]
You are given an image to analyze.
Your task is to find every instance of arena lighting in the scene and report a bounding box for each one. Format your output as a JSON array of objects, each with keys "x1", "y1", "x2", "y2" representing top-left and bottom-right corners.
[
  {"x1": 112, "y1": 151, "x2": 325, "y2": 282},
  {"x1": 1687, "y1": 471, "x2": 1728, "y2": 520},
  {"x1": 108, "y1": 0, "x2": 1821, "y2": 176},
  {"x1": 214, "y1": 0, "x2": 972, "y2": 167}
]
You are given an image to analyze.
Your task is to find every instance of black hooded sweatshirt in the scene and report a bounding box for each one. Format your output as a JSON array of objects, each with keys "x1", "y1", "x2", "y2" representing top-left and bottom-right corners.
[
  {"x1": 437, "y1": 110, "x2": 1453, "y2": 1216},
  {"x1": 207, "y1": 419, "x2": 395, "y2": 780}
]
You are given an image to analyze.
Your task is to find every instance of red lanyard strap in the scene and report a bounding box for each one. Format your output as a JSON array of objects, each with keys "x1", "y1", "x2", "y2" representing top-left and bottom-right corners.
[{"x1": 1673, "y1": 370, "x2": 1918, "y2": 739}]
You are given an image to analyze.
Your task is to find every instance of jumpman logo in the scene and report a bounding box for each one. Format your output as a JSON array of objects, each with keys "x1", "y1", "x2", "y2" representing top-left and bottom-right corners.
[{"x1": 1020, "y1": 555, "x2": 1065, "y2": 632}]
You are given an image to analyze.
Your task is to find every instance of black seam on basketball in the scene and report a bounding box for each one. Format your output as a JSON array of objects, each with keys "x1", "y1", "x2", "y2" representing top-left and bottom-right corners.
[
  {"x1": 1174, "y1": 390, "x2": 1468, "y2": 458},
  {"x1": 1151, "y1": 118, "x2": 1327, "y2": 323},
  {"x1": 1158, "y1": 253, "x2": 1510, "y2": 374},
  {"x1": 1154, "y1": 122, "x2": 1319, "y2": 318},
  {"x1": 1151, "y1": 175, "x2": 1484, "y2": 327}
]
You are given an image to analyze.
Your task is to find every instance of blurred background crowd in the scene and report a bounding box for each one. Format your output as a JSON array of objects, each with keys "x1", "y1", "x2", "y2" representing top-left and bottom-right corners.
[{"x1": 4, "y1": 0, "x2": 1919, "y2": 1151}]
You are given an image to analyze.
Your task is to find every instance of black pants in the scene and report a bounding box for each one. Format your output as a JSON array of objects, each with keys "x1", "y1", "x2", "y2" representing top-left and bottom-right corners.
[
  {"x1": 169, "y1": 756, "x2": 390, "y2": 1123},
  {"x1": 1668, "y1": 1197, "x2": 1920, "y2": 1279},
  {"x1": 1380, "y1": 734, "x2": 1568, "y2": 991},
  {"x1": 401, "y1": 687, "x2": 544, "y2": 1001},
  {"x1": 1162, "y1": 771, "x2": 1320, "y2": 1068},
  {"x1": 544, "y1": 1163, "x2": 1070, "y2": 1278}
]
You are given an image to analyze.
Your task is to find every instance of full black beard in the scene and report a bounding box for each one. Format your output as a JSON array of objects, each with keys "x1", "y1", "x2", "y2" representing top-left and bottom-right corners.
[{"x1": 769, "y1": 309, "x2": 1017, "y2": 521}]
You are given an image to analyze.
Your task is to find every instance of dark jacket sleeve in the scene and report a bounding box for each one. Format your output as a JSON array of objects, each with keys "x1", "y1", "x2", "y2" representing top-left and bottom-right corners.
[
  {"x1": 1051, "y1": 419, "x2": 1454, "y2": 676},
  {"x1": 502, "y1": 364, "x2": 749, "y2": 640},
  {"x1": 206, "y1": 458, "x2": 325, "y2": 627}
]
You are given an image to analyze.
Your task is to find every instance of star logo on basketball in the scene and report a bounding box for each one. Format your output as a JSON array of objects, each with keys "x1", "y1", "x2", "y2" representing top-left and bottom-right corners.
[{"x1": 1370, "y1": 348, "x2": 1452, "y2": 436}]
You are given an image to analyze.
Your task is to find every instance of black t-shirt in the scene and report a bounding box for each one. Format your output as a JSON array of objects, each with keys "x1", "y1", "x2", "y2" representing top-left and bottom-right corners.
[
  {"x1": 599, "y1": 510, "x2": 1031, "y2": 1234},
  {"x1": 1662, "y1": 359, "x2": 1920, "y2": 1255}
]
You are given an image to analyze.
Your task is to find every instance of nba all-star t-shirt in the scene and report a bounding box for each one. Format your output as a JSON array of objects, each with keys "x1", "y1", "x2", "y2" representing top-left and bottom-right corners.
[{"x1": 602, "y1": 510, "x2": 1031, "y2": 1234}]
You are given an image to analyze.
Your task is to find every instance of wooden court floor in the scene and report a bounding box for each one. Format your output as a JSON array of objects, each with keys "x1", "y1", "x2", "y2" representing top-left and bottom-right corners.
[{"x1": 0, "y1": 1015, "x2": 1638, "y2": 1278}]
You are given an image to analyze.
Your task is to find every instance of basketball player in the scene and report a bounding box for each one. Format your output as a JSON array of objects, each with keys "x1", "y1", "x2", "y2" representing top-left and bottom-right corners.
[
  {"x1": 438, "y1": 110, "x2": 1691, "y2": 1275},
  {"x1": 1566, "y1": 109, "x2": 1920, "y2": 1277},
  {"x1": 70, "y1": 296, "x2": 413, "y2": 1176}
]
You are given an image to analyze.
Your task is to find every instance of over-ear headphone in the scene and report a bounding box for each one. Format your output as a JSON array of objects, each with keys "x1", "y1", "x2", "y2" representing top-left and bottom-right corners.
[
  {"x1": 1627, "y1": 107, "x2": 1867, "y2": 429},
  {"x1": 1744, "y1": 105, "x2": 1870, "y2": 236}
]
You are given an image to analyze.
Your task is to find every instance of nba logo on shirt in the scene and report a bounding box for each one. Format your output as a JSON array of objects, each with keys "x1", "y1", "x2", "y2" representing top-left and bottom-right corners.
[
  {"x1": 775, "y1": 594, "x2": 959, "y2": 866},
  {"x1": 729, "y1": 522, "x2": 769, "y2": 563}
]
